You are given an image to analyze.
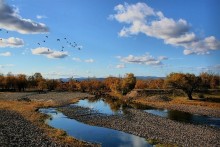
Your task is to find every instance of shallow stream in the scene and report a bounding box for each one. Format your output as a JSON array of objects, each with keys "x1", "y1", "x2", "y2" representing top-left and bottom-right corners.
[{"x1": 72, "y1": 98, "x2": 220, "y2": 128}]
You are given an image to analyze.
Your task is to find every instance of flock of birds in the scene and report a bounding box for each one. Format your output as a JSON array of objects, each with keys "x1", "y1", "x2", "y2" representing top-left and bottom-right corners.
[
  {"x1": 37, "y1": 35, "x2": 82, "y2": 52},
  {"x1": 0, "y1": 29, "x2": 82, "y2": 52}
]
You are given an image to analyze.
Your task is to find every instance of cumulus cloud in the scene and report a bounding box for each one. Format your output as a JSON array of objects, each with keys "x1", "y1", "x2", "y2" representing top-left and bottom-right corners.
[
  {"x1": 116, "y1": 64, "x2": 126, "y2": 69},
  {"x1": 118, "y1": 53, "x2": 168, "y2": 66},
  {"x1": 47, "y1": 51, "x2": 68, "y2": 59},
  {"x1": 31, "y1": 47, "x2": 68, "y2": 59},
  {"x1": 0, "y1": 0, "x2": 49, "y2": 34},
  {"x1": 0, "y1": 37, "x2": 24, "y2": 47},
  {"x1": 110, "y1": 2, "x2": 220, "y2": 55},
  {"x1": 0, "y1": 51, "x2": 11, "y2": 56}
]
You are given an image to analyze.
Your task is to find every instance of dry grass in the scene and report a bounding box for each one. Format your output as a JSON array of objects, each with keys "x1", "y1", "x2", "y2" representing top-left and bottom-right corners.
[
  {"x1": 135, "y1": 97, "x2": 220, "y2": 109},
  {"x1": 0, "y1": 99, "x2": 96, "y2": 147}
]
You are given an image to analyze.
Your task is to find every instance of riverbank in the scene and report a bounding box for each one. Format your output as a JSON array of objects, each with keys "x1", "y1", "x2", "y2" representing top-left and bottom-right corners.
[
  {"x1": 107, "y1": 91, "x2": 220, "y2": 117},
  {"x1": 60, "y1": 105, "x2": 220, "y2": 147},
  {"x1": 0, "y1": 92, "x2": 97, "y2": 147},
  {"x1": 1, "y1": 91, "x2": 220, "y2": 146}
]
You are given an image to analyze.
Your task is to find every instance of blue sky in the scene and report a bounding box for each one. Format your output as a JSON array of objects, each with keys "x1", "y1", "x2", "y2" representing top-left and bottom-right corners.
[{"x1": 0, "y1": 0, "x2": 219, "y2": 78}]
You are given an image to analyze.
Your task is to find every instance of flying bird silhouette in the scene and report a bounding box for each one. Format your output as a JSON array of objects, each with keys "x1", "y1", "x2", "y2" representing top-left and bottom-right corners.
[
  {"x1": 37, "y1": 43, "x2": 40, "y2": 45},
  {"x1": 45, "y1": 36, "x2": 48, "y2": 38},
  {"x1": 57, "y1": 39, "x2": 60, "y2": 41}
]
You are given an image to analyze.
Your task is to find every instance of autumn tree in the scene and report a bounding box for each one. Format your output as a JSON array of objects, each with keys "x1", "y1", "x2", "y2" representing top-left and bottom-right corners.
[
  {"x1": 46, "y1": 79, "x2": 58, "y2": 91},
  {"x1": 37, "y1": 79, "x2": 47, "y2": 91},
  {"x1": 135, "y1": 80, "x2": 148, "y2": 89},
  {"x1": 199, "y1": 72, "x2": 220, "y2": 89},
  {"x1": 0, "y1": 74, "x2": 5, "y2": 90},
  {"x1": 104, "y1": 77, "x2": 122, "y2": 93},
  {"x1": 148, "y1": 79, "x2": 165, "y2": 89},
  {"x1": 121, "y1": 73, "x2": 136, "y2": 95},
  {"x1": 17, "y1": 74, "x2": 28, "y2": 91},
  {"x1": 166, "y1": 73, "x2": 201, "y2": 100},
  {"x1": 67, "y1": 78, "x2": 79, "y2": 91},
  {"x1": 5, "y1": 72, "x2": 16, "y2": 91}
]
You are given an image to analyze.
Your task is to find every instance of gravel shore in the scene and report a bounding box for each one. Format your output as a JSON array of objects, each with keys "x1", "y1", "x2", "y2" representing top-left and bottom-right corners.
[
  {"x1": 0, "y1": 92, "x2": 94, "y2": 105},
  {"x1": 0, "y1": 92, "x2": 95, "y2": 147},
  {"x1": 0, "y1": 109, "x2": 68, "y2": 147},
  {"x1": 60, "y1": 105, "x2": 220, "y2": 147}
]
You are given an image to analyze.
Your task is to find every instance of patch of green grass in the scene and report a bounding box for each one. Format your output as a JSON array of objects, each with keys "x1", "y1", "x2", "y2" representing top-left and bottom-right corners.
[{"x1": 147, "y1": 139, "x2": 160, "y2": 145}]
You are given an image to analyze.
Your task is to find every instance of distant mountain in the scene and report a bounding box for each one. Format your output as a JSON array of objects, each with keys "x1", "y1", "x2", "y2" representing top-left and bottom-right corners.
[
  {"x1": 136, "y1": 76, "x2": 165, "y2": 80},
  {"x1": 59, "y1": 76, "x2": 164, "y2": 82}
]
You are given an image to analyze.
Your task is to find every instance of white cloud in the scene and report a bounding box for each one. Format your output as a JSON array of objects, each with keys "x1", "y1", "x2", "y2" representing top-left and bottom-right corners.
[
  {"x1": 0, "y1": 0, "x2": 49, "y2": 34},
  {"x1": 47, "y1": 51, "x2": 68, "y2": 59},
  {"x1": 118, "y1": 53, "x2": 167, "y2": 66},
  {"x1": 43, "y1": 71, "x2": 77, "y2": 78},
  {"x1": 72, "y1": 57, "x2": 81, "y2": 62},
  {"x1": 110, "y1": 2, "x2": 220, "y2": 55},
  {"x1": 183, "y1": 36, "x2": 220, "y2": 55},
  {"x1": 116, "y1": 64, "x2": 126, "y2": 69},
  {"x1": 0, "y1": 37, "x2": 24, "y2": 48},
  {"x1": 84, "y1": 59, "x2": 94, "y2": 63},
  {"x1": 0, "y1": 64, "x2": 14, "y2": 68},
  {"x1": 36, "y1": 15, "x2": 47, "y2": 19},
  {"x1": 31, "y1": 47, "x2": 68, "y2": 59},
  {"x1": 0, "y1": 51, "x2": 11, "y2": 56},
  {"x1": 31, "y1": 47, "x2": 52, "y2": 55}
]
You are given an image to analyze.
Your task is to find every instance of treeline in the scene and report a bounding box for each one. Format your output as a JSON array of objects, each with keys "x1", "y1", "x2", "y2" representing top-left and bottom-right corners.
[{"x1": 0, "y1": 72, "x2": 219, "y2": 99}]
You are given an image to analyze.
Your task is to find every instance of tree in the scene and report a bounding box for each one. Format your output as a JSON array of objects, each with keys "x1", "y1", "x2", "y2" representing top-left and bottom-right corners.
[
  {"x1": 135, "y1": 80, "x2": 148, "y2": 89},
  {"x1": 37, "y1": 79, "x2": 47, "y2": 91},
  {"x1": 5, "y1": 72, "x2": 16, "y2": 91},
  {"x1": 121, "y1": 73, "x2": 136, "y2": 95},
  {"x1": 46, "y1": 79, "x2": 58, "y2": 91},
  {"x1": 166, "y1": 73, "x2": 201, "y2": 100},
  {"x1": 17, "y1": 74, "x2": 28, "y2": 91},
  {"x1": 0, "y1": 74, "x2": 5, "y2": 90},
  {"x1": 199, "y1": 72, "x2": 220, "y2": 89},
  {"x1": 104, "y1": 77, "x2": 121, "y2": 92}
]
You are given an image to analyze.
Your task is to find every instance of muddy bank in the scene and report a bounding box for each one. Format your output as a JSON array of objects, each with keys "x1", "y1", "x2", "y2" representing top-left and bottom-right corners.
[{"x1": 59, "y1": 105, "x2": 220, "y2": 147}]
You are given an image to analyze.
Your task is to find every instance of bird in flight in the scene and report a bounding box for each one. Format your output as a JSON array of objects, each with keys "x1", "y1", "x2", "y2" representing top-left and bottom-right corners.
[{"x1": 57, "y1": 39, "x2": 60, "y2": 41}]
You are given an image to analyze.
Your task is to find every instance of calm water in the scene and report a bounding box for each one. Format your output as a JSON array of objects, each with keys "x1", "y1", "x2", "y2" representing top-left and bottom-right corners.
[
  {"x1": 73, "y1": 98, "x2": 220, "y2": 128},
  {"x1": 39, "y1": 108, "x2": 151, "y2": 147}
]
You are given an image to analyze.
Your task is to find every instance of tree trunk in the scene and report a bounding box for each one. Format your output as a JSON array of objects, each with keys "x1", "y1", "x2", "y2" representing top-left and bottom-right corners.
[{"x1": 187, "y1": 92, "x2": 193, "y2": 100}]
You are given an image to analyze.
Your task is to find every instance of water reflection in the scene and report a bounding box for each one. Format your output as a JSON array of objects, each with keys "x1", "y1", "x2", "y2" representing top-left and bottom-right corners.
[
  {"x1": 39, "y1": 108, "x2": 151, "y2": 147},
  {"x1": 73, "y1": 97, "x2": 220, "y2": 128}
]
